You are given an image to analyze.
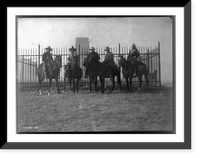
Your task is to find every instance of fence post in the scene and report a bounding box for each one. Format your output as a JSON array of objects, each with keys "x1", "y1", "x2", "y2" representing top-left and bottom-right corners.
[
  {"x1": 147, "y1": 48, "x2": 150, "y2": 67},
  {"x1": 38, "y1": 44, "x2": 40, "y2": 67},
  {"x1": 30, "y1": 57, "x2": 32, "y2": 89},
  {"x1": 118, "y1": 43, "x2": 121, "y2": 80},
  {"x1": 151, "y1": 47, "x2": 153, "y2": 74},
  {"x1": 158, "y1": 41, "x2": 161, "y2": 86},
  {"x1": 79, "y1": 44, "x2": 80, "y2": 66},
  {"x1": 21, "y1": 54, "x2": 24, "y2": 84}
]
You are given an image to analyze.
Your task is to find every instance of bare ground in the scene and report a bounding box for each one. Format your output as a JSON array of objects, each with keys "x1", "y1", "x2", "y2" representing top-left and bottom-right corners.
[{"x1": 17, "y1": 87, "x2": 174, "y2": 133}]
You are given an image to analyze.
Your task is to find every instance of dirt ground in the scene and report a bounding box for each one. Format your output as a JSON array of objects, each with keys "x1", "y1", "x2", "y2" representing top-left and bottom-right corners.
[{"x1": 17, "y1": 87, "x2": 174, "y2": 133}]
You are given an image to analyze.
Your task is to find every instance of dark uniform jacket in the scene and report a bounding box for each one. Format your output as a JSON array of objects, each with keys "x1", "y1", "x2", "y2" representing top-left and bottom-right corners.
[
  {"x1": 89, "y1": 52, "x2": 100, "y2": 62},
  {"x1": 127, "y1": 48, "x2": 140, "y2": 60},
  {"x1": 42, "y1": 52, "x2": 53, "y2": 64},
  {"x1": 68, "y1": 54, "x2": 79, "y2": 66},
  {"x1": 104, "y1": 52, "x2": 115, "y2": 68}
]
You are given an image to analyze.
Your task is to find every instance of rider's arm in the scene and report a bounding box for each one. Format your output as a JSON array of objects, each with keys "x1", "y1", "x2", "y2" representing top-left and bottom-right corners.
[
  {"x1": 50, "y1": 53, "x2": 53, "y2": 61},
  {"x1": 68, "y1": 54, "x2": 72, "y2": 62},
  {"x1": 105, "y1": 53, "x2": 113, "y2": 62},
  {"x1": 95, "y1": 52, "x2": 100, "y2": 61}
]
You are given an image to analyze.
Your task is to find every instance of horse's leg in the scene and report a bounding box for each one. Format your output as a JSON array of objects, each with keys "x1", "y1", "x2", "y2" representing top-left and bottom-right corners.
[
  {"x1": 137, "y1": 76, "x2": 143, "y2": 92},
  {"x1": 125, "y1": 77, "x2": 129, "y2": 92},
  {"x1": 76, "y1": 79, "x2": 79, "y2": 93},
  {"x1": 38, "y1": 73, "x2": 44, "y2": 95},
  {"x1": 145, "y1": 74, "x2": 149, "y2": 90},
  {"x1": 111, "y1": 76, "x2": 115, "y2": 92},
  {"x1": 100, "y1": 77, "x2": 105, "y2": 94},
  {"x1": 38, "y1": 75, "x2": 41, "y2": 94},
  {"x1": 38, "y1": 78, "x2": 42, "y2": 95},
  {"x1": 48, "y1": 78, "x2": 52, "y2": 95},
  {"x1": 55, "y1": 78, "x2": 60, "y2": 94},
  {"x1": 69, "y1": 79, "x2": 72, "y2": 92},
  {"x1": 117, "y1": 73, "x2": 122, "y2": 91},
  {"x1": 94, "y1": 76, "x2": 98, "y2": 92},
  {"x1": 63, "y1": 76, "x2": 66, "y2": 92},
  {"x1": 92, "y1": 77, "x2": 96, "y2": 92},
  {"x1": 73, "y1": 78, "x2": 75, "y2": 93},
  {"x1": 89, "y1": 77, "x2": 92, "y2": 93},
  {"x1": 129, "y1": 77, "x2": 133, "y2": 92}
]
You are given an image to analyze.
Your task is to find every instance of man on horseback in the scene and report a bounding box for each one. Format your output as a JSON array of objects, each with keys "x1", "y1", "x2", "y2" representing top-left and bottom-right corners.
[
  {"x1": 42, "y1": 46, "x2": 53, "y2": 79},
  {"x1": 67, "y1": 46, "x2": 78, "y2": 78},
  {"x1": 127, "y1": 43, "x2": 140, "y2": 76},
  {"x1": 104, "y1": 46, "x2": 116, "y2": 81},
  {"x1": 84, "y1": 47, "x2": 100, "y2": 78},
  {"x1": 67, "y1": 46, "x2": 77, "y2": 65}
]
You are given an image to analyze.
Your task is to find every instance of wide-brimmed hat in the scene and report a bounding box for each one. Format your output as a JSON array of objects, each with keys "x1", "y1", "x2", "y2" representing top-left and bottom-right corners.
[
  {"x1": 104, "y1": 46, "x2": 111, "y2": 51},
  {"x1": 69, "y1": 46, "x2": 76, "y2": 52},
  {"x1": 45, "y1": 46, "x2": 53, "y2": 51},
  {"x1": 90, "y1": 47, "x2": 95, "y2": 51},
  {"x1": 132, "y1": 44, "x2": 136, "y2": 48}
]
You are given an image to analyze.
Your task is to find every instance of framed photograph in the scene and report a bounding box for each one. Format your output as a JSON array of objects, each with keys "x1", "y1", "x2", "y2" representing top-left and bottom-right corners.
[{"x1": 3, "y1": 2, "x2": 191, "y2": 149}]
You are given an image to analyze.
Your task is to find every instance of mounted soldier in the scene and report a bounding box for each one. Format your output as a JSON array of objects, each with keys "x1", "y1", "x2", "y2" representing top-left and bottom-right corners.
[
  {"x1": 66, "y1": 46, "x2": 78, "y2": 77},
  {"x1": 42, "y1": 46, "x2": 53, "y2": 79},
  {"x1": 84, "y1": 47, "x2": 100, "y2": 78},
  {"x1": 104, "y1": 46, "x2": 116, "y2": 81},
  {"x1": 127, "y1": 43, "x2": 140, "y2": 75},
  {"x1": 67, "y1": 46, "x2": 77, "y2": 66}
]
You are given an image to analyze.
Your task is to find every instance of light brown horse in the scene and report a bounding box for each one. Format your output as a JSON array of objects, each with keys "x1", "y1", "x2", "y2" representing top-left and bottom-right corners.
[
  {"x1": 37, "y1": 55, "x2": 62, "y2": 95},
  {"x1": 118, "y1": 54, "x2": 149, "y2": 92}
]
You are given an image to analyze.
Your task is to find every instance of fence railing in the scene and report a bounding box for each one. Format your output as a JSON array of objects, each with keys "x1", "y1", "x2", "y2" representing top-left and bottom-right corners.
[{"x1": 17, "y1": 42, "x2": 161, "y2": 89}]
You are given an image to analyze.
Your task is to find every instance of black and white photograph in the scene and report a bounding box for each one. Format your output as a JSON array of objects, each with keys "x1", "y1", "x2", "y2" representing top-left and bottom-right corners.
[{"x1": 16, "y1": 16, "x2": 174, "y2": 133}]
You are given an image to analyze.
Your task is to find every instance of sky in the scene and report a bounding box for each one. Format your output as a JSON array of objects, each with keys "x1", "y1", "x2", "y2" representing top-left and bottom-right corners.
[{"x1": 17, "y1": 17, "x2": 173, "y2": 84}]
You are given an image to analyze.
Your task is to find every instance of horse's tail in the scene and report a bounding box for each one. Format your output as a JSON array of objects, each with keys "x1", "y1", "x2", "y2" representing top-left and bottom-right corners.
[
  {"x1": 36, "y1": 63, "x2": 44, "y2": 76},
  {"x1": 36, "y1": 66, "x2": 40, "y2": 76}
]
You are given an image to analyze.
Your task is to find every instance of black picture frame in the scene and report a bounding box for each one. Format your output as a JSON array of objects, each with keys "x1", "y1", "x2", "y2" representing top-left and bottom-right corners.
[{"x1": 3, "y1": 2, "x2": 191, "y2": 149}]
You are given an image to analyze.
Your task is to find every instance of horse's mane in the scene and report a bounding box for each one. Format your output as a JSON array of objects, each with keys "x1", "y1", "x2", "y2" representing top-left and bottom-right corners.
[
  {"x1": 119, "y1": 56, "x2": 132, "y2": 71},
  {"x1": 49, "y1": 55, "x2": 61, "y2": 70}
]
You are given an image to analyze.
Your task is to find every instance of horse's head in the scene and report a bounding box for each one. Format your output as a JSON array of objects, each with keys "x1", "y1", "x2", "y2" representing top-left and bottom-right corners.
[
  {"x1": 73, "y1": 55, "x2": 79, "y2": 66},
  {"x1": 117, "y1": 54, "x2": 126, "y2": 67},
  {"x1": 54, "y1": 55, "x2": 62, "y2": 68},
  {"x1": 83, "y1": 53, "x2": 90, "y2": 67}
]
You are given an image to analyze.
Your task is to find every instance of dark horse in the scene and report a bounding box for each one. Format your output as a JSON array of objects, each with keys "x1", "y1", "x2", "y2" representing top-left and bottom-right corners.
[
  {"x1": 118, "y1": 54, "x2": 149, "y2": 92},
  {"x1": 63, "y1": 56, "x2": 82, "y2": 93},
  {"x1": 83, "y1": 54, "x2": 106, "y2": 93},
  {"x1": 83, "y1": 54, "x2": 122, "y2": 93},
  {"x1": 37, "y1": 55, "x2": 62, "y2": 95},
  {"x1": 102, "y1": 61, "x2": 122, "y2": 91}
]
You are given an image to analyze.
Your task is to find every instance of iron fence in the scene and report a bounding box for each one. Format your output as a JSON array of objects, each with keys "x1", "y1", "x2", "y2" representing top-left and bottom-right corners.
[{"x1": 17, "y1": 42, "x2": 161, "y2": 90}]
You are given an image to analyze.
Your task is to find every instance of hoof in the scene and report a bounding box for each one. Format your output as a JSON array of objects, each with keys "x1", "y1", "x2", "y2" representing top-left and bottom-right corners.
[{"x1": 136, "y1": 87, "x2": 142, "y2": 93}]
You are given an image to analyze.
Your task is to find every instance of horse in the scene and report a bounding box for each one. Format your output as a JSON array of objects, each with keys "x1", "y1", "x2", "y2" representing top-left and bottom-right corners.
[
  {"x1": 63, "y1": 55, "x2": 82, "y2": 93},
  {"x1": 117, "y1": 54, "x2": 149, "y2": 92},
  {"x1": 83, "y1": 54, "x2": 107, "y2": 93},
  {"x1": 102, "y1": 61, "x2": 122, "y2": 92},
  {"x1": 37, "y1": 55, "x2": 62, "y2": 95}
]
